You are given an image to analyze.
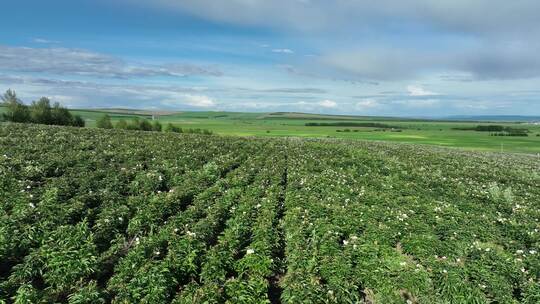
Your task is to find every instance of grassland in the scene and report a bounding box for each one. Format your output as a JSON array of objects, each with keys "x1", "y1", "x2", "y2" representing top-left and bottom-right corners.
[
  {"x1": 2, "y1": 105, "x2": 540, "y2": 153},
  {"x1": 76, "y1": 109, "x2": 540, "y2": 154}
]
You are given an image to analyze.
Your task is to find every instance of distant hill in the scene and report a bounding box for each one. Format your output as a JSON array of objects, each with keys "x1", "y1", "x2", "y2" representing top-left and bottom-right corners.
[
  {"x1": 442, "y1": 115, "x2": 540, "y2": 122},
  {"x1": 263, "y1": 112, "x2": 414, "y2": 121}
]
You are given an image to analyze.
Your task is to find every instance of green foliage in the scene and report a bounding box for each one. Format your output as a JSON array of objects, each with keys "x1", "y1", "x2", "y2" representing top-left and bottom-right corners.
[
  {"x1": 0, "y1": 123, "x2": 538, "y2": 303},
  {"x1": 96, "y1": 114, "x2": 113, "y2": 129},
  {"x1": 115, "y1": 119, "x2": 128, "y2": 129},
  {"x1": 2, "y1": 89, "x2": 30, "y2": 123},
  {"x1": 164, "y1": 123, "x2": 182, "y2": 133},
  {"x1": 30, "y1": 97, "x2": 53, "y2": 124},
  {"x1": 1, "y1": 90, "x2": 84, "y2": 127},
  {"x1": 152, "y1": 120, "x2": 162, "y2": 132}
]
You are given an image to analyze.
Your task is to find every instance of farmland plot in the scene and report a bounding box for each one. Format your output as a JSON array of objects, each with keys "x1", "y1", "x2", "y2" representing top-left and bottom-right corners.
[{"x1": 0, "y1": 123, "x2": 539, "y2": 303}]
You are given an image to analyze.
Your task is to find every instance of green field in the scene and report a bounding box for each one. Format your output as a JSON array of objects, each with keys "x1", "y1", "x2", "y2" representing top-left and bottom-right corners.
[
  {"x1": 1, "y1": 124, "x2": 539, "y2": 303},
  {"x1": 2, "y1": 106, "x2": 539, "y2": 153},
  {"x1": 74, "y1": 109, "x2": 540, "y2": 154}
]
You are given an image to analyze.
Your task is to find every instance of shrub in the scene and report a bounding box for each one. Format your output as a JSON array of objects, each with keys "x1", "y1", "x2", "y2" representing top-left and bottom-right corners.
[
  {"x1": 152, "y1": 121, "x2": 162, "y2": 132},
  {"x1": 96, "y1": 114, "x2": 114, "y2": 129},
  {"x1": 164, "y1": 123, "x2": 183, "y2": 133},
  {"x1": 116, "y1": 119, "x2": 128, "y2": 129},
  {"x1": 139, "y1": 119, "x2": 153, "y2": 131},
  {"x1": 72, "y1": 115, "x2": 86, "y2": 127}
]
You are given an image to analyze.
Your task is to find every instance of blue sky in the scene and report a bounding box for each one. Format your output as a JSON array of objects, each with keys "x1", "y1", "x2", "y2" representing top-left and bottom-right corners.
[{"x1": 1, "y1": 0, "x2": 539, "y2": 116}]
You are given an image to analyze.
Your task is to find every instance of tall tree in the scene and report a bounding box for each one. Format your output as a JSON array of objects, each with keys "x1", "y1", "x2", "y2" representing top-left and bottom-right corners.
[
  {"x1": 30, "y1": 97, "x2": 52, "y2": 124},
  {"x1": 2, "y1": 89, "x2": 30, "y2": 122},
  {"x1": 50, "y1": 102, "x2": 74, "y2": 126}
]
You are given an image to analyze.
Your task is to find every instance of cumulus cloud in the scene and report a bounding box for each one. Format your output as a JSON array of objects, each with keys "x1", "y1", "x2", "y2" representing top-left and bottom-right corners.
[
  {"x1": 0, "y1": 45, "x2": 222, "y2": 79},
  {"x1": 407, "y1": 85, "x2": 438, "y2": 97},
  {"x1": 318, "y1": 99, "x2": 337, "y2": 108},
  {"x1": 183, "y1": 94, "x2": 216, "y2": 108}
]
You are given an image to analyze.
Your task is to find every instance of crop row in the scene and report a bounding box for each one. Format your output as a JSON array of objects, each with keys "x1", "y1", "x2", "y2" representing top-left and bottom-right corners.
[{"x1": 1, "y1": 123, "x2": 539, "y2": 303}]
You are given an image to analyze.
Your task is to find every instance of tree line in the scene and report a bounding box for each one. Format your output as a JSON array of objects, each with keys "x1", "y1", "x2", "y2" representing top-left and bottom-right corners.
[
  {"x1": 96, "y1": 114, "x2": 213, "y2": 135},
  {"x1": 1, "y1": 89, "x2": 85, "y2": 127}
]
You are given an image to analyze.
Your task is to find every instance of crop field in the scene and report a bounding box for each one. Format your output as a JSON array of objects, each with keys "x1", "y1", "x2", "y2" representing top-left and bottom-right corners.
[
  {"x1": 69, "y1": 110, "x2": 540, "y2": 154},
  {"x1": 1, "y1": 106, "x2": 540, "y2": 153},
  {"x1": 1, "y1": 123, "x2": 539, "y2": 303}
]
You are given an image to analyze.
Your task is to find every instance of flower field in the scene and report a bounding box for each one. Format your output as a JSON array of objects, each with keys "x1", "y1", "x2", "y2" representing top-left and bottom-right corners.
[{"x1": 1, "y1": 123, "x2": 539, "y2": 303}]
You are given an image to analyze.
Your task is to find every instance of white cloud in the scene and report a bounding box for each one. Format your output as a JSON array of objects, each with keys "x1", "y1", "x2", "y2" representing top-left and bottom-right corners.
[
  {"x1": 183, "y1": 94, "x2": 216, "y2": 108},
  {"x1": 0, "y1": 45, "x2": 222, "y2": 79},
  {"x1": 356, "y1": 98, "x2": 379, "y2": 108},
  {"x1": 407, "y1": 85, "x2": 439, "y2": 96},
  {"x1": 272, "y1": 48, "x2": 294, "y2": 54},
  {"x1": 318, "y1": 99, "x2": 337, "y2": 108}
]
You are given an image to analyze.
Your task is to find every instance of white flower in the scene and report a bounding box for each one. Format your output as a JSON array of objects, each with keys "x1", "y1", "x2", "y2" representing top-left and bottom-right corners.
[
  {"x1": 529, "y1": 250, "x2": 537, "y2": 255},
  {"x1": 174, "y1": 228, "x2": 179, "y2": 233},
  {"x1": 442, "y1": 269, "x2": 448, "y2": 273},
  {"x1": 246, "y1": 249, "x2": 255, "y2": 255},
  {"x1": 256, "y1": 203, "x2": 262, "y2": 208},
  {"x1": 400, "y1": 262, "x2": 407, "y2": 266},
  {"x1": 343, "y1": 240, "x2": 349, "y2": 246},
  {"x1": 516, "y1": 250, "x2": 524, "y2": 254},
  {"x1": 521, "y1": 268, "x2": 526, "y2": 273},
  {"x1": 118, "y1": 217, "x2": 123, "y2": 221},
  {"x1": 186, "y1": 231, "x2": 196, "y2": 237},
  {"x1": 155, "y1": 251, "x2": 160, "y2": 256},
  {"x1": 28, "y1": 203, "x2": 35, "y2": 208}
]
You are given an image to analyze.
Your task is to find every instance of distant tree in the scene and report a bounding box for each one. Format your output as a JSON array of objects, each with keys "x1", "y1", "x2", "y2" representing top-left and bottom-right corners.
[
  {"x1": 1, "y1": 89, "x2": 18, "y2": 104},
  {"x1": 1, "y1": 90, "x2": 83, "y2": 127},
  {"x1": 2, "y1": 89, "x2": 30, "y2": 123},
  {"x1": 96, "y1": 114, "x2": 113, "y2": 129},
  {"x1": 126, "y1": 118, "x2": 141, "y2": 130},
  {"x1": 139, "y1": 119, "x2": 152, "y2": 131},
  {"x1": 72, "y1": 115, "x2": 85, "y2": 127},
  {"x1": 164, "y1": 123, "x2": 182, "y2": 133},
  {"x1": 164, "y1": 123, "x2": 174, "y2": 132},
  {"x1": 50, "y1": 102, "x2": 74, "y2": 126},
  {"x1": 152, "y1": 120, "x2": 162, "y2": 132},
  {"x1": 30, "y1": 97, "x2": 53, "y2": 124},
  {"x1": 116, "y1": 119, "x2": 128, "y2": 129}
]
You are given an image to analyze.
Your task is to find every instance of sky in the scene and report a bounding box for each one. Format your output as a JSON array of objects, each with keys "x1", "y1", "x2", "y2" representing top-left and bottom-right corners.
[{"x1": 1, "y1": 0, "x2": 539, "y2": 116}]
